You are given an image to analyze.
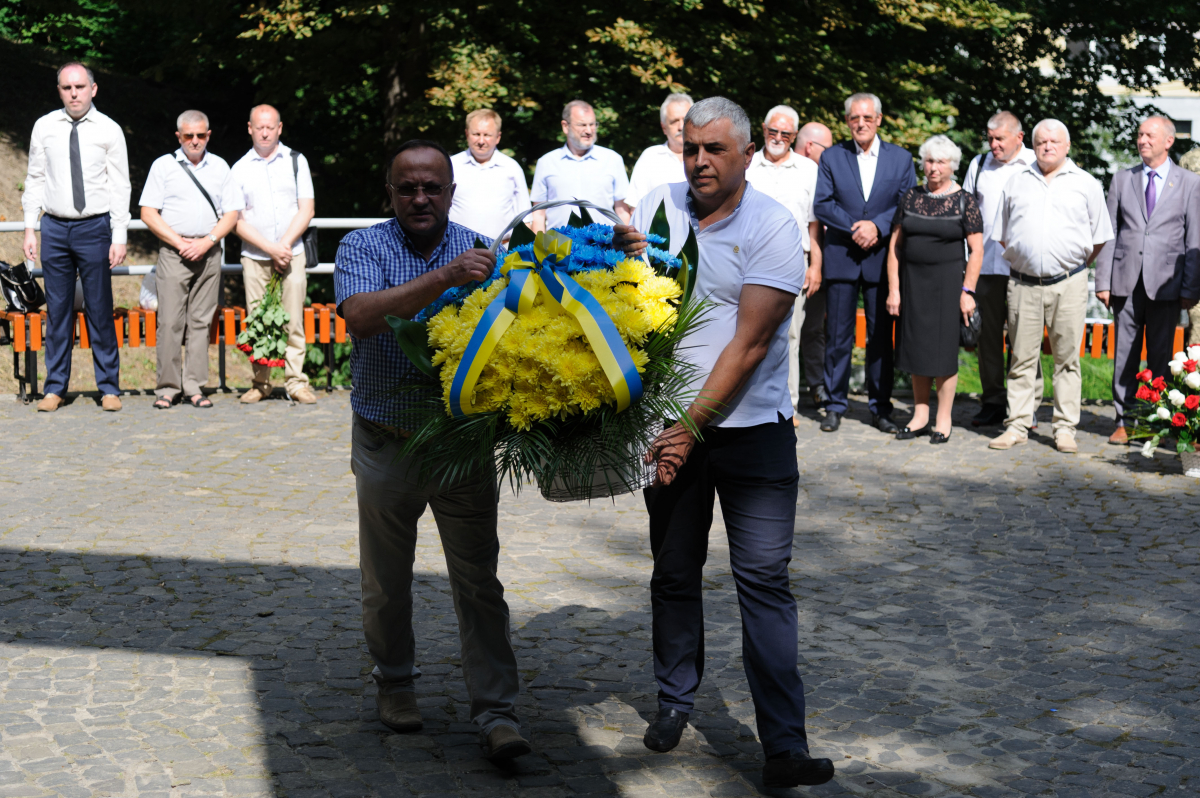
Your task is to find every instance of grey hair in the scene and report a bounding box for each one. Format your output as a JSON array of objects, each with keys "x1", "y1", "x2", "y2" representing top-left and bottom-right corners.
[
  {"x1": 659, "y1": 93, "x2": 693, "y2": 123},
  {"x1": 176, "y1": 110, "x2": 210, "y2": 130},
  {"x1": 1032, "y1": 118, "x2": 1070, "y2": 144},
  {"x1": 844, "y1": 92, "x2": 882, "y2": 117},
  {"x1": 1143, "y1": 115, "x2": 1177, "y2": 138},
  {"x1": 763, "y1": 104, "x2": 800, "y2": 131},
  {"x1": 56, "y1": 61, "x2": 95, "y2": 85},
  {"x1": 918, "y1": 135, "x2": 962, "y2": 173},
  {"x1": 685, "y1": 96, "x2": 752, "y2": 150},
  {"x1": 562, "y1": 99, "x2": 594, "y2": 122},
  {"x1": 987, "y1": 111, "x2": 1023, "y2": 134}
]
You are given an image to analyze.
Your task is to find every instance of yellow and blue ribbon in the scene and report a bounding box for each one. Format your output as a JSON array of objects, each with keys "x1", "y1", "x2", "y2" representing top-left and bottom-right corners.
[{"x1": 448, "y1": 231, "x2": 644, "y2": 417}]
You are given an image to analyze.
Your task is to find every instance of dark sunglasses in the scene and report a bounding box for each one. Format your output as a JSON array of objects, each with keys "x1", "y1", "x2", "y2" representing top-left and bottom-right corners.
[
  {"x1": 179, "y1": 132, "x2": 210, "y2": 141},
  {"x1": 388, "y1": 183, "x2": 450, "y2": 199},
  {"x1": 765, "y1": 127, "x2": 796, "y2": 139}
]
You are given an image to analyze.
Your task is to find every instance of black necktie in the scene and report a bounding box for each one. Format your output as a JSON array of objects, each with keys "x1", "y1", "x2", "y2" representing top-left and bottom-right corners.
[{"x1": 69, "y1": 119, "x2": 86, "y2": 213}]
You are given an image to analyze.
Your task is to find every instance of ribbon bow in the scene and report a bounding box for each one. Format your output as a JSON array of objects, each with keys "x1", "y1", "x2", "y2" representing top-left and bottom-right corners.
[{"x1": 448, "y1": 231, "x2": 644, "y2": 417}]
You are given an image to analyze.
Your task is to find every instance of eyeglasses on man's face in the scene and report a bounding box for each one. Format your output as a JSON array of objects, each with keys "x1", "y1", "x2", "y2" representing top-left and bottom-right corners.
[
  {"x1": 180, "y1": 132, "x2": 210, "y2": 141},
  {"x1": 765, "y1": 127, "x2": 796, "y2": 140},
  {"x1": 388, "y1": 182, "x2": 450, "y2": 199}
]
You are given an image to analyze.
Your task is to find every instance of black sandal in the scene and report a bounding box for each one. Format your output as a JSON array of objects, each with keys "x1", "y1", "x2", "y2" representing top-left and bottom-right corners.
[
  {"x1": 153, "y1": 396, "x2": 175, "y2": 410},
  {"x1": 187, "y1": 395, "x2": 214, "y2": 408}
]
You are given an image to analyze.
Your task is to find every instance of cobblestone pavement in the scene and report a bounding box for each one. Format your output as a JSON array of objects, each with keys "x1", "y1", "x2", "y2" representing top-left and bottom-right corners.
[{"x1": 1, "y1": 391, "x2": 1198, "y2": 798}]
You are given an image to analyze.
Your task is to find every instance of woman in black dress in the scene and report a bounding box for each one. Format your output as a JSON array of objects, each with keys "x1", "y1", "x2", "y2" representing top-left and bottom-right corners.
[{"x1": 885, "y1": 135, "x2": 984, "y2": 443}]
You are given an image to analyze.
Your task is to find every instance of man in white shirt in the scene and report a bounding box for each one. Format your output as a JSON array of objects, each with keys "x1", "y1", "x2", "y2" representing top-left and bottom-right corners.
[
  {"x1": 449, "y1": 109, "x2": 531, "y2": 243},
  {"x1": 22, "y1": 62, "x2": 130, "y2": 413},
  {"x1": 745, "y1": 105, "x2": 825, "y2": 421},
  {"x1": 139, "y1": 110, "x2": 239, "y2": 410},
  {"x1": 614, "y1": 97, "x2": 835, "y2": 791},
  {"x1": 794, "y1": 122, "x2": 833, "y2": 163},
  {"x1": 626, "y1": 93, "x2": 692, "y2": 208},
  {"x1": 962, "y1": 111, "x2": 1039, "y2": 428},
  {"x1": 989, "y1": 119, "x2": 1114, "y2": 453},
  {"x1": 223, "y1": 104, "x2": 317, "y2": 404},
  {"x1": 529, "y1": 100, "x2": 631, "y2": 231}
]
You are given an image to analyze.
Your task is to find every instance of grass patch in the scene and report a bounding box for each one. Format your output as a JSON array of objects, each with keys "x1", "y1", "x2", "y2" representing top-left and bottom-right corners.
[{"x1": 954, "y1": 350, "x2": 1113, "y2": 401}]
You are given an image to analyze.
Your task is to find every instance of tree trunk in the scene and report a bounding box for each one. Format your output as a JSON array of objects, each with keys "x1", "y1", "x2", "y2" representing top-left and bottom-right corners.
[{"x1": 384, "y1": 15, "x2": 427, "y2": 146}]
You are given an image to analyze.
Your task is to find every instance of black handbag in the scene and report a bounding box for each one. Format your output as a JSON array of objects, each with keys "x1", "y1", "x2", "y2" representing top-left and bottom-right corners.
[
  {"x1": 955, "y1": 190, "x2": 981, "y2": 348},
  {"x1": 0, "y1": 260, "x2": 46, "y2": 313},
  {"x1": 291, "y1": 150, "x2": 319, "y2": 267}
]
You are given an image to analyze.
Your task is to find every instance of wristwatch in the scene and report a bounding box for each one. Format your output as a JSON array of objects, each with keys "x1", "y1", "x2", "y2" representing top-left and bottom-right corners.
[{"x1": 207, "y1": 234, "x2": 218, "y2": 244}]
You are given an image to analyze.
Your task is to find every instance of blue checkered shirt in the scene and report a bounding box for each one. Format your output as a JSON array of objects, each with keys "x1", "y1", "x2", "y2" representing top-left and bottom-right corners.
[{"x1": 334, "y1": 218, "x2": 495, "y2": 424}]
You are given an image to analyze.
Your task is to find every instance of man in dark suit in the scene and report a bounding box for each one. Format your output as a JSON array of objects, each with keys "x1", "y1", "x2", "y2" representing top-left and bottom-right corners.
[
  {"x1": 814, "y1": 93, "x2": 916, "y2": 432},
  {"x1": 1095, "y1": 115, "x2": 1200, "y2": 444}
]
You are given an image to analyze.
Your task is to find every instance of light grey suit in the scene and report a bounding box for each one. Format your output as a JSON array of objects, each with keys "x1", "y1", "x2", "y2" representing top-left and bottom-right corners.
[{"x1": 1095, "y1": 161, "x2": 1200, "y2": 423}]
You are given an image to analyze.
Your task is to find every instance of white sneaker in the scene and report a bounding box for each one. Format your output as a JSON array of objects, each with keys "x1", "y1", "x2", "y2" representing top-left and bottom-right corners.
[{"x1": 988, "y1": 428, "x2": 1028, "y2": 450}]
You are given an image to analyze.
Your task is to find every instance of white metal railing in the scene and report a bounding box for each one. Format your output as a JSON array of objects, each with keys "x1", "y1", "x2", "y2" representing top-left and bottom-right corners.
[{"x1": 0, "y1": 217, "x2": 389, "y2": 276}]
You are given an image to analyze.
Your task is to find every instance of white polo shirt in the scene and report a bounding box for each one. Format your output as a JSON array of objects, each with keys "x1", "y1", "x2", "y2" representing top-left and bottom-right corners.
[
  {"x1": 626, "y1": 143, "x2": 685, "y2": 208},
  {"x1": 993, "y1": 158, "x2": 1113, "y2": 278},
  {"x1": 222, "y1": 143, "x2": 315, "y2": 260},
  {"x1": 449, "y1": 149, "x2": 531, "y2": 241},
  {"x1": 962, "y1": 145, "x2": 1035, "y2": 276},
  {"x1": 745, "y1": 150, "x2": 818, "y2": 253},
  {"x1": 531, "y1": 144, "x2": 629, "y2": 229},
  {"x1": 139, "y1": 149, "x2": 230, "y2": 238},
  {"x1": 630, "y1": 181, "x2": 805, "y2": 428}
]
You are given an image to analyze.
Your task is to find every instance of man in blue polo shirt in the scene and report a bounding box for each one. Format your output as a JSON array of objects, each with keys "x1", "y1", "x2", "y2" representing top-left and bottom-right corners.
[{"x1": 334, "y1": 140, "x2": 529, "y2": 764}]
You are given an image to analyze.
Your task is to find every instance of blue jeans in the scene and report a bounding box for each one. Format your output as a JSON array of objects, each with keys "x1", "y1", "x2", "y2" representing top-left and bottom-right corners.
[
  {"x1": 350, "y1": 414, "x2": 521, "y2": 734},
  {"x1": 644, "y1": 417, "x2": 808, "y2": 756},
  {"x1": 40, "y1": 213, "x2": 120, "y2": 397}
]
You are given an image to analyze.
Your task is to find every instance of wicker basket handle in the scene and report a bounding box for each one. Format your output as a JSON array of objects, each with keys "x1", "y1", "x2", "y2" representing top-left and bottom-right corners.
[{"x1": 488, "y1": 199, "x2": 622, "y2": 257}]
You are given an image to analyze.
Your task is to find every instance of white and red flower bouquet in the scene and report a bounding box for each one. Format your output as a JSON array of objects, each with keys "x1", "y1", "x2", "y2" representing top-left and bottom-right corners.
[{"x1": 1131, "y1": 345, "x2": 1200, "y2": 457}]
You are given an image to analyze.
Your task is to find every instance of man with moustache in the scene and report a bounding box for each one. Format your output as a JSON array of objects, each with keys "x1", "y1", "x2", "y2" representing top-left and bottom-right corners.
[
  {"x1": 23, "y1": 62, "x2": 130, "y2": 412},
  {"x1": 140, "y1": 110, "x2": 239, "y2": 409},
  {"x1": 1095, "y1": 116, "x2": 1200, "y2": 444},
  {"x1": 614, "y1": 96, "x2": 836, "y2": 790},
  {"x1": 745, "y1": 105, "x2": 825, "y2": 419},
  {"x1": 449, "y1": 108, "x2": 531, "y2": 244},
  {"x1": 334, "y1": 140, "x2": 530, "y2": 763},
  {"x1": 626, "y1": 93, "x2": 694, "y2": 209},
  {"x1": 529, "y1": 100, "x2": 631, "y2": 231},
  {"x1": 222, "y1": 104, "x2": 317, "y2": 404},
  {"x1": 962, "y1": 111, "x2": 1040, "y2": 428},
  {"x1": 814, "y1": 93, "x2": 917, "y2": 433}
]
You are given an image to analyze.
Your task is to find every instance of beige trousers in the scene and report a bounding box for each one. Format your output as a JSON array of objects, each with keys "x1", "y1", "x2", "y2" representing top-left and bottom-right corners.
[
  {"x1": 155, "y1": 245, "x2": 222, "y2": 399},
  {"x1": 1005, "y1": 270, "x2": 1087, "y2": 435},
  {"x1": 787, "y1": 288, "x2": 827, "y2": 410},
  {"x1": 242, "y1": 252, "x2": 310, "y2": 393}
]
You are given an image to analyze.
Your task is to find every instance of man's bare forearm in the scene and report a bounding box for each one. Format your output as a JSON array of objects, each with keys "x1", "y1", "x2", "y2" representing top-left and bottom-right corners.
[
  {"x1": 235, "y1": 219, "x2": 278, "y2": 255},
  {"x1": 341, "y1": 272, "x2": 452, "y2": 339},
  {"x1": 140, "y1": 207, "x2": 185, "y2": 249},
  {"x1": 281, "y1": 198, "x2": 316, "y2": 250}
]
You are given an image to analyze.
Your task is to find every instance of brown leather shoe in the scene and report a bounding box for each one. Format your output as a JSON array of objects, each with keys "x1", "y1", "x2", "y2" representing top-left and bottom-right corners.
[
  {"x1": 36, "y1": 394, "x2": 63, "y2": 412},
  {"x1": 101, "y1": 394, "x2": 122, "y2": 412},
  {"x1": 1108, "y1": 426, "x2": 1129, "y2": 445},
  {"x1": 377, "y1": 691, "x2": 422, "y2": 733},
  {"x1": 290, "y1": 386, "x2": 318, "y2": 404},
  {"x1": 240, "y1": 387, "x2": 269, "y2": 404},
  {"x1": 483, "y1": 724, "x2": 531, "y2": 762},
  {"x1": 1055, "y1": 431, "x2": 1078, "y2": 453}
]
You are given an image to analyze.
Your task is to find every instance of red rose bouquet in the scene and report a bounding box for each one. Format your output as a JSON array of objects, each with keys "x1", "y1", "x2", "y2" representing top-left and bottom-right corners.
[
  {"x1": 236, "y1": 274, "x2": 289, "y2": 368},
  {"x1": 1131, "y1": 345, "x2": 1200, "y2": 456}
]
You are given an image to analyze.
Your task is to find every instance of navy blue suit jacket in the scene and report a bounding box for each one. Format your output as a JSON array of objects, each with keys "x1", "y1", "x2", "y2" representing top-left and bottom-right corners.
[{"x1": 814, "y1": 140, "x2": 917, "y2": 283}]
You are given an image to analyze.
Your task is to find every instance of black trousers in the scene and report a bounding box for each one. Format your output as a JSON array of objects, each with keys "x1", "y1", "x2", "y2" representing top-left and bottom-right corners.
[{"x1": 644, "y1": 417, "x2": 808, "y2": 756}]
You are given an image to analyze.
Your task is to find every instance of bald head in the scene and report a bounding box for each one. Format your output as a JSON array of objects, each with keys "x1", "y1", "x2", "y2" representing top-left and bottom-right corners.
[
  {"x1": 248, "y1": 104, "x2": 283, "y2": 157},
  {"x1": 795, "y1": 122, "x2": 833, "y2": 164}
]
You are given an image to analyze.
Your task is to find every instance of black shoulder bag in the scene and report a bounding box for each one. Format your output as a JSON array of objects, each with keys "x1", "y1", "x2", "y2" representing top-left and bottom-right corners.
[
  {"x1": 959, "y1": 190, "x2": 982, "y2": 348},
  {"x1": 175, "y1": 159, "x2": 220, "y2": 223},
  {"x1": 291, "y1": 150, "x2": 319, "y2": 267}
]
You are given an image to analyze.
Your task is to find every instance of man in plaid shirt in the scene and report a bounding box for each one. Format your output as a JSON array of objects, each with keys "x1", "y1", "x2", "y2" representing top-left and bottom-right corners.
[{"x1": 334, "y1": 140, "x2": 529, "y2": 763}]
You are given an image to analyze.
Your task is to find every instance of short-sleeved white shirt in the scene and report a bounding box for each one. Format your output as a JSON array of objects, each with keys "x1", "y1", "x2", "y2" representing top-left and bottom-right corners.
[
  {"x1": 962, "y1": 145, "x2": 1035, "y2": 276},
  {"x1": 745, "y1": 150, "x2": 818, "y2": 253},
  {"x1": 138, "y1": 149, "x2": 230, "y2": 237},
  {"x1": 222, "y1": 143, "x2": 315, "y2": 259},
  {"x1": 530, "y1": 144, "x2": 629, "y2": 229},
  {"x1": 630, "y1": 181, "x2": 805, "y2": 428},
  {"x1": 449, "y1": 149, "x2": 531, "y2": 241},
  {"x1": 626, "y1": 143, "x2": 685, "y2": 208},
  {"x1": 992, "y1": 158, "x2": 1114, "y2": 278}
]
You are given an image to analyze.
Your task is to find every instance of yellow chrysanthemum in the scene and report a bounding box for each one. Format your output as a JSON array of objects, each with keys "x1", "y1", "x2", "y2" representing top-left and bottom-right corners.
[
  {"x1": 612, "y1": 258, "x2": 655, "y2": 285},
  {"x1": 637, "y1": 275, "x2": 684, "y2": 301}
]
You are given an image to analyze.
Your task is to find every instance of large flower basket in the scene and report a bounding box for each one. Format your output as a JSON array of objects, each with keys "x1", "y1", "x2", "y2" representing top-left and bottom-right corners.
[
  {"x1": 387, "y1": 198, "x2": 703, "y2": 502},
  {"x1": 1130, "y1": 345, "x2": 1200, "y2": 478}
]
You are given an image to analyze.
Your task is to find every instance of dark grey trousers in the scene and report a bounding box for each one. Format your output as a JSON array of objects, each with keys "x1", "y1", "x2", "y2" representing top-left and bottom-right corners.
[{"x1": 1111, "y1": 277, "x2": 1178, "y2": 425}]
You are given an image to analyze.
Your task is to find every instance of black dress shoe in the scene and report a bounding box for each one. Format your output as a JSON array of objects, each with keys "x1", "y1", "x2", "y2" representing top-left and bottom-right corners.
[
  {"x1": 643, "y1": 708, "x2": 689, "y2": 752},
  {"x1": 819, "y1": 411, "x2": 842, "y2": 432},
  {"x1": 930, "y1": 430, "x2": 951, "y2": 444},
  {"x1": 762, "y1": 748, "x2": 836, "y2": 788},
  {"x1": 870, "y1": 413, "x2": 899, "y2": 434},
  {"x1": 971, "y1": 405, "x2": 1006, "y2": 427},
  {"x1": 895, "y1": 423, "x2": 931, "y2": 440},
  {"x1": 809, "y1": 385, "x2": 830, "y2": 407}
]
